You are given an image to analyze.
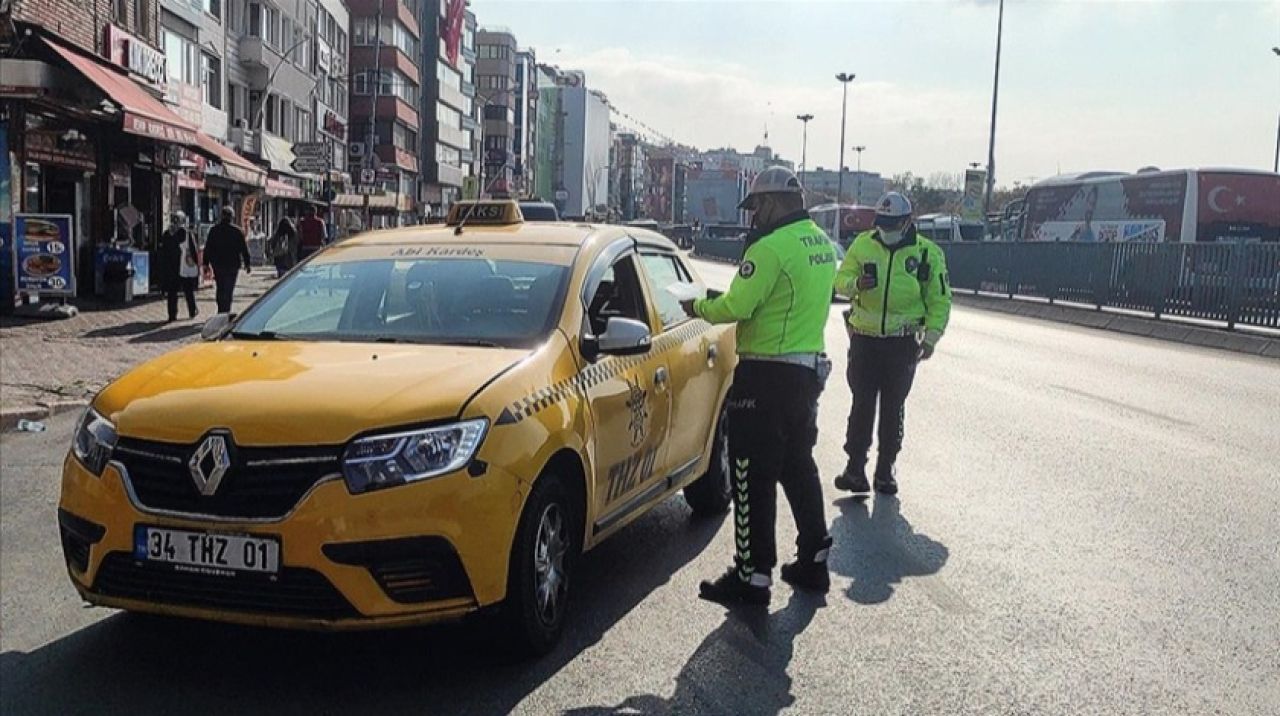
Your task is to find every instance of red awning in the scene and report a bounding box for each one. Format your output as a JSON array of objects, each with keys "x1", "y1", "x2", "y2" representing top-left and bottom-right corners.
[
  {"x1": 193, "y1": 132, "x2": 266, "y2": 188},
  {"x1": 44, "y1": 38, "x2": 198, "y2": 145}
]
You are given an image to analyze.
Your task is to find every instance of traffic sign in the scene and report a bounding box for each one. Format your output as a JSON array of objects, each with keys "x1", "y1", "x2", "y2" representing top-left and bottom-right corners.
[
  {"x1": 291, "y1": 157, "x2": 328, "y2": 174},
  {"x1": 292, "y1": 142, "x2": 328, "y2": 160}
]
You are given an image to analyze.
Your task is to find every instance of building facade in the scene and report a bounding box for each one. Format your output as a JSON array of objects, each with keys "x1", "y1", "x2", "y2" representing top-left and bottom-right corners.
[
  {"x1": 418, "y1": 0, "x2": 475, "y2": 217},
  {"x1": 348, "y1": 0, "x2": 422, "y2": 227},
  {"x1": 612, "y1": 132, "x2": 645, "y2": 222},
  {"x1": 475, "y1": 27, "x2": 515, "y2": 196},
  {"x1": 800, "y1": 167, "x2": 885, "y2": 206},
  {"x1": 511, "y1": 48, "x2": 536, "y2": 197}
]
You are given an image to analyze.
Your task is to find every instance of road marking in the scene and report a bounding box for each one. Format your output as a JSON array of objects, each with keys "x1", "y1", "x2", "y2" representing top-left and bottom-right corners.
[{"x1": 1051, "y1": 385, "x2": 1194, "y2": 427}]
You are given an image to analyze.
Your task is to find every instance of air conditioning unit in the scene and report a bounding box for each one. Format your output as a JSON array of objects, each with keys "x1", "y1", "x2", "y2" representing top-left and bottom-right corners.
[{"x1": 349, "y1": 142, "x2": 366, "y2": 158}]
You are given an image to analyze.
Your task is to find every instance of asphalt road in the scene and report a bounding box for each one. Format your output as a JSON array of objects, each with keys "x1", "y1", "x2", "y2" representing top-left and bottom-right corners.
[{"x1": 2, "y1": 257, "x2": 1278, "y2": 715}]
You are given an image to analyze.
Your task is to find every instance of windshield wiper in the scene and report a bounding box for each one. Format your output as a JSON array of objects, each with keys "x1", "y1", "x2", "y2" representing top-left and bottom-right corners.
[
  {"x1": 433, "y1": 338, "x2": 502, "y2": 348},
  {"x1": 229, "y1": 330, "x2": 313, "y2": 341}
]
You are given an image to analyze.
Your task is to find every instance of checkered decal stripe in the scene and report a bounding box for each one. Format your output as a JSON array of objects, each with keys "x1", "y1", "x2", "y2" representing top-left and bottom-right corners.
[{"x1": 496, "y1": 321, "x2": 714, "y2": 425}]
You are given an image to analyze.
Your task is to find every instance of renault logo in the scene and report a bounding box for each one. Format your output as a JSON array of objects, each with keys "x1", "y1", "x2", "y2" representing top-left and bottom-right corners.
[{"x1": 188, "y1": 434, "x2": 231, "y2": 496}]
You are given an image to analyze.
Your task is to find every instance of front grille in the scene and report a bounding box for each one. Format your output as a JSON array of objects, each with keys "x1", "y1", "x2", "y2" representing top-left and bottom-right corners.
[
  {"x1": 58, "y1": 509, "x2": 105, "y2": 573},
  {"x1": 323, "y1": 537, "x2": 473, "y2": 604},
  {"x1": 114, "y1": 437, "x2": 342, "y2": 519},
  {"x1": 92, "y1": 552, "x2": 358, "y2": 619}
]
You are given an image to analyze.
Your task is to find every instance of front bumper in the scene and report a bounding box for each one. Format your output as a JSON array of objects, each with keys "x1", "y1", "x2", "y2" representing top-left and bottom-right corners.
[{"x1": 58, "y1": 454, "x2": 523, "y2": 629}]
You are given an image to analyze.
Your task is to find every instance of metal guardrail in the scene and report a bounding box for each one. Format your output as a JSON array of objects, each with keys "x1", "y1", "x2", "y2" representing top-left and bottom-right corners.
[
  {"x1": 941, "y1": 242, "x2": 1280, "y2": 330},
  {"x1": 692, "y1": 237, "x2": 744, "y2": 263}
]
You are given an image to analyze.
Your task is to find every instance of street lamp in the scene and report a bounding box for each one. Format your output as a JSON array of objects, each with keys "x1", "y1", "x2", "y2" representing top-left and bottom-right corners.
[
  {"x1": 981, "y1": 0, "x2": 1005, "y2": 231},
  {"x1": 796, "y1": 113, "x2": 813, "y2": 180},
  {"x1": 852, "y1": 145, "x2": 866, "y2": 204},
  {"x1": 835, "y1": 72, "x2": 855, "y2": 242}
]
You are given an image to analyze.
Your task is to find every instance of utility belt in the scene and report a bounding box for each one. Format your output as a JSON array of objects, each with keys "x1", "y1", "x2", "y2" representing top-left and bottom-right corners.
[
  {"x1": 841, "y1": 308, "x2": 922, "y2": 339},
  {"x1": 739, "y1": 352, "x2": 833, "y2": 384}
]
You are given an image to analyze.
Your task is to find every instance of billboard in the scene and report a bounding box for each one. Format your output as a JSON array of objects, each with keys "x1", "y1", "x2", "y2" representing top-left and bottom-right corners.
[
  {"x1": 1024, "y1": 172, "x2": 1188, "y2": 242},
  {"x1": 961, "y1": 169, "x2": 986, "y2": 222},
  {"x1": 15, "y1": 214, "x2": 75, "y2": 295},
  {"x1": 1196, "y1": 172, "x2": 1280, "y2": 243}
]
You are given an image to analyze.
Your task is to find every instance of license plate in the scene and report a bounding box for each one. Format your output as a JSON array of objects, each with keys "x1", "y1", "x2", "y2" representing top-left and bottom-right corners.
[{"x1": 134, "y1": 525, "x2": 280, "y2": 575}]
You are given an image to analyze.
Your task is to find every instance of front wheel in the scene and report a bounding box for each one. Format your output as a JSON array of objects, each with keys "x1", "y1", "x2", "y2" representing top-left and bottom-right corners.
[
  {"x1": 503, "y1": 472, "x2": 579, "y2": 657},
  {"x1": 683, "y1": 407, "x2": 731, "y2": 517}
]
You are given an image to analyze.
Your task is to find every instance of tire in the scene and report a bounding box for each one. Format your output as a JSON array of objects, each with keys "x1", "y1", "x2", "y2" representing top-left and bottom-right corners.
[
  {"x1": 502, "y1": 472, "x2": 580, "y2": 657},
  {"x1": 683, "y1": 407, "x2": 731, "y2": 517}
]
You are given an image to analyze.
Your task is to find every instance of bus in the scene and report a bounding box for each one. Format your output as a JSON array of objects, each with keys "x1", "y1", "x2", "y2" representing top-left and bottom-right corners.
[
  {"x1": 1014, "y1": 168, "x2": 1280, "y2": 243},
  {"x1": 810, "y1": 203, "x2": 877, "y2": 247}
]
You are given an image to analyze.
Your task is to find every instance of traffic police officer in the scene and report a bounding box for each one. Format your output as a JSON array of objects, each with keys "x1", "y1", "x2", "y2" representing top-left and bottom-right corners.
[
  {"x1": 682, "y1": 166, "x2": 837, "y2": 605},
  {"x1": 834, "y1": 192, "x2": 952, "y2": 495}
]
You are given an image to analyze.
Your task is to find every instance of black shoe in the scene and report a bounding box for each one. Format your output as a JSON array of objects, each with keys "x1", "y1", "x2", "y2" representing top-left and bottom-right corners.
[
  {"x1": 189, "y1": 308, "x2": 199, "y2": 320},
  {"x1": 874, "y1": 462, "x2": 899, "y2": 495},
  {"x1": 781, "y1": 539, "x2": 832, "y2": 593},
  {"x1": 834, "y1": 460, "x2": 870, "y2": 494},
  {"x1": 699, "y1": 566, "x2": 770, "y2": 606}
]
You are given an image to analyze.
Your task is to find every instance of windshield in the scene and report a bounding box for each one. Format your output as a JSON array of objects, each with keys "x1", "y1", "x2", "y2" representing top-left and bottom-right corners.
[
  {"x1": 233, "y1": 258, "x2": 569, "y2": 348},
  {"x1": 520, "y1": 204, "x2": 560, "y2": 221}
]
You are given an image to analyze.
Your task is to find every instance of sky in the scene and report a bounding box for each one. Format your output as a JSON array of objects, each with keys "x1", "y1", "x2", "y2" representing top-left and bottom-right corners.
[{"x1": 478, "y1": 0, "x2": 1280, "y2": 187}]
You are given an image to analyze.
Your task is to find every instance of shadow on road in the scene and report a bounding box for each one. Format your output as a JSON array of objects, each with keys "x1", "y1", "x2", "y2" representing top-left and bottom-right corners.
[
  {"x1": 129, "y1": 324, "x2": 202, "y2": 344},
  {"x1": 562, "y1": 590, "x2": 825, "y2": 716},
  {"x1": 0, "y1": 501, "x2": 723, "y2": 716},
  {"x1": 828, "y1": 495, "x2": 949, "y2": 605},
  {"x1": 82, "y1": 320, "x2": 168, "y2": 338}
]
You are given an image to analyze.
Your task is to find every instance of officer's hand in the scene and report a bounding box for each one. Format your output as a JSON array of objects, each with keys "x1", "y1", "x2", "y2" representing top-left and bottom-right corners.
[
  {"x1": 918, "y1": 341, "x2": 935, "y2": 361},
  {"x1": 856, "y1": 275, "x2": 877, "y2": 291},
  {"x1": 680, "y1": 299, "x2": 697, "y2": 318}
]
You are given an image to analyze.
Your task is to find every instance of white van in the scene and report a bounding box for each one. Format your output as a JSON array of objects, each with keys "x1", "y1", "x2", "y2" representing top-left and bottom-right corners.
[{"x1": 915, "y1": 213, "x2": 985, "y2": 242}]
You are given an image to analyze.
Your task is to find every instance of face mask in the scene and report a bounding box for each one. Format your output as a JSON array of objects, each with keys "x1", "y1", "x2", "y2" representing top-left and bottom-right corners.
[{"x1": 880, "y1": 228, "x2": 904, "y2": 246}]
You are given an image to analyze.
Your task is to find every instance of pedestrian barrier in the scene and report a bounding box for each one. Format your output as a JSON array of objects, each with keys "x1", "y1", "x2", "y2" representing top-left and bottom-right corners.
[
  {"x1": 940, "y1": 241, "x2": 1280, "y2": 330},
  {"x1": 692, "y1": 237, "x2": 744, "y2": 264}
]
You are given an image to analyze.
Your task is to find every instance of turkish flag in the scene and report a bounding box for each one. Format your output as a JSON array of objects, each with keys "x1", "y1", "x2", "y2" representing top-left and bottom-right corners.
[{"x1": 444, "y1": 0, "x2": 465, "y2": 68}]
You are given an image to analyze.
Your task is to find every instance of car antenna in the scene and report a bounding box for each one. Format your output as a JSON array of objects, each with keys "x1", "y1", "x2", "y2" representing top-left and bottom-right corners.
[{"x1": 455, "y1": 162, "x2": 512, "y2": 236}]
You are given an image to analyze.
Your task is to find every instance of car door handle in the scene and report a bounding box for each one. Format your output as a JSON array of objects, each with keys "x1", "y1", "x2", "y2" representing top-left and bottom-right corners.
[{"x1": 654, "y1": 367, "x2": 669, "y2": 391}]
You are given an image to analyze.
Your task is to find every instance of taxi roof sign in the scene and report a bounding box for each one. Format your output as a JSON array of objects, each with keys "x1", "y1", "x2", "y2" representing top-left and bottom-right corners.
[{"x1": 445, "y1": 200, "x2": 524, "y2": 227}]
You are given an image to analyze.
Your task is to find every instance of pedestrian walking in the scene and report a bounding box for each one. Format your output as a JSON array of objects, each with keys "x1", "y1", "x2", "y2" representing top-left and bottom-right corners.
[
  {"x1": 158, "y1": 212, "x2": 198, "y2": 321},
  {"x1": 682, "y1": 166, "x2": 838, "y2": 605},
  {"x1": 297, "y1": 205, "x2": 327, "y2": 260},
  {"x1": 269, "y1": 216, "x2": 298, "y2": 278},
  {"x1": 833, "y1": 192, "x2": 952, "y2": 496},
  {"x1": 202, "y1": 206, "x2": 252, "y2": 314}
]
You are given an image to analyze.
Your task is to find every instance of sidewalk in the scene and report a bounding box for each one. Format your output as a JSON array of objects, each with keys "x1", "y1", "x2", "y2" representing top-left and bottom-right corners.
[{"x1": 0, "y1": 270, "x2": 277, "y2": 424}]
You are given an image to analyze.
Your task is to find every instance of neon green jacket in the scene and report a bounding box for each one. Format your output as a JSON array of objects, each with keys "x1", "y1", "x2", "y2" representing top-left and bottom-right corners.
[
  {"x1": 694, "y1": 212, "x2": 836, "y2": 355},
  {"x1": 834, "y1": 228, "x2": 952, "y2": 346}
]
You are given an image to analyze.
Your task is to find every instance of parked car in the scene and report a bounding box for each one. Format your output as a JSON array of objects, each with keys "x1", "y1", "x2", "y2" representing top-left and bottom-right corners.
[{"x1": 518, "y1": 201, "x2": 560, "y2": 222}]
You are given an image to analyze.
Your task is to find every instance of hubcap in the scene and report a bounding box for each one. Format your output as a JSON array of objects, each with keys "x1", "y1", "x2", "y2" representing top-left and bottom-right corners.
[{"x1": 533, "y1": 503, "x2": 568, "y2": 626}]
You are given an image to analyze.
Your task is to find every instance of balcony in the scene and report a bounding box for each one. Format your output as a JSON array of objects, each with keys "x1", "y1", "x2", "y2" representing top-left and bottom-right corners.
[
  {"x1": 238, "y1": 36, "x2": 272, "y2": 69},
  {"x1": 439, "y1": 82, "x2": 467, "y2": 113},
  {"x1": 350, "y1": 96, "x2": 419, "y2": 130},
  {"x1": 346, "y1": 0, "x2": 419, "y2": 38},
  {"x1": 349, "y1": 46, "x2": 420, "y2": 86},
  {"x1": 435, "y1": 161, "x2": 464, "y2": 188},
  {"x1": 436, "y1": 121, "x2": 467, "y2": 151},
  {"x1": 375, "y1": 144, "x2": 419, "y2": 173}
]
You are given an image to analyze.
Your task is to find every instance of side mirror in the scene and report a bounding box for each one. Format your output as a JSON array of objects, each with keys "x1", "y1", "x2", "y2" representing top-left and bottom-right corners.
[
  {"x1": 596, "y1": 317, "x2": 652, "y2": 357},
  {"x1": 200, "y1": 313, "x2": 235, "y2": 341}
]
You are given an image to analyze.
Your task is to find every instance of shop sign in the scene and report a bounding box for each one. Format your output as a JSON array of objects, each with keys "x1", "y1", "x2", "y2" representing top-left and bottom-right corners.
[
  {"x1": 123, "y1": 114, "x2": 198, "y2": 145},
  {"x1": 241, "y1": 194, "x2": 259, "y2": 232},
  {"x1": 266, "y1": 178, "x2": 303, "y2": 199},
  {"x1": 317, "y1": 41, "x2": 332, "y2": 74},
  {"x1": 224, "y1": 163, "x2": 265, "y2": 188},
  {"x1": 165, "y1": 82, "x2": 203, "y2": 127},
  {"x1": 105, "y1": 24, "x2": 167, "y2": 87},
  {"x1": 24, "y1": 131, "x2": 96, "y2": 171},
  {"x1": 14, "y1": 214, "x2": 75, "y2": 295},
  {"x1": 322, "y1": 110, "x2": 346, "y2": 140},
  {"x1": 111, "y1": 162, "x2": 132, "y2": 187}
]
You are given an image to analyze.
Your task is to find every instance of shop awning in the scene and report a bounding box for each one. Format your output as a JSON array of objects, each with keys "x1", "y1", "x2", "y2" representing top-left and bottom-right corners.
[
  {"x1": 43, "y1": 38, "x2": 198, "y2": 145},
  {"x1": 193, "y1": 132, "x2": 266, "y2": 188}
]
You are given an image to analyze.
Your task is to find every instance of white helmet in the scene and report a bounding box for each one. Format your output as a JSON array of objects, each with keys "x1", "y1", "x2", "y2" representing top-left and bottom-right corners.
[
  {"x1": 739, "y1": 166, "x2": 803, "y2": 210},
  {"x1": 875, "y1": 192, "x2": 913, "y2": 220}
]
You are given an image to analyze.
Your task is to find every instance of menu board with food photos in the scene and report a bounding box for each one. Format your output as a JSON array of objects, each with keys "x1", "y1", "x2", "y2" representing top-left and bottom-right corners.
[{"x1": 15, "y1": 214, "x2": 75, "y2": 296}]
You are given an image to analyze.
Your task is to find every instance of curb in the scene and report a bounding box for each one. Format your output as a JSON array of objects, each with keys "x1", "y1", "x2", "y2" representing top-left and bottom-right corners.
[
  {"x1": 952, "y1": 293, "x2": 1278, "y2": 361},
  {"x1": 1, "y1": 399, "x2": 89, "y2": 432}
]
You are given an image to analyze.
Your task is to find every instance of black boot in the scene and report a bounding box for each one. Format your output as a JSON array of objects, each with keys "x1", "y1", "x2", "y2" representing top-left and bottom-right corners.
[
  {"x1": 834, "y1": 456, "x2": 870, "y2": 494},
  {"x1": 699, "y1": 566, "x2": 770, "y2": 606},
  {"x1": 874, "y1": 459, "x2": 898, "y2": 495},
  {"x1": 780, "y1": 537, "x2": 832, "y2": 593}
]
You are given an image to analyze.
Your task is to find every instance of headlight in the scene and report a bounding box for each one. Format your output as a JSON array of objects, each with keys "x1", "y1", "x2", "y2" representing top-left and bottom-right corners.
[
  {"x1": 341, "y1": 419, "x2": 488, "y2": 494},
  {"x1": 72, "y1": 408, "x2": 118, "y2": 476}
]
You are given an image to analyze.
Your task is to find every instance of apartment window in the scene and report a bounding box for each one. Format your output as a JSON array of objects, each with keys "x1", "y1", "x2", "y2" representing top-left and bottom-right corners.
[
  {"x1": 227, "y1": 83, "x2": 242, "y2": 123},
  {"x1": 226, "y1": 0, "x2": 240, "y2": 32},
  {"x1": 201, "y1": 53, "x2": 222, "y2": 108},
  {"x1": 203, "y1": 0, "x2": 221, "y2": 20},
  {"x1": 436, "y1": 144, "x2": 460, "y2": 165},
  {"x1": 163, "y1": 30, "x2": 197, "y2": 85},
  {"x1": 296, "y1": 109, "x2": 312, "y2": 143},
  {"x1": 353, "y1": 71, "x2": 369, "y2": 95},
  {"x1": 280, "y1": 99, "x2": 293, "y2": 140},
  {"x1": 352, "y1": 17, "x2": 375, "y2": 46},
  {"x1": 390, "y1": 21, "x2": 418, "y2": 57},
  {"x1": 249, "y1": 3, "x2": 281, "y2": 48},
  {"x1": 264, "y1": 94, "x2": 276, "y2": 133},
  {"x1": 437, "y1": 62, "x2": 461, "y2": 92},
  {"x1": 114, "y1": 0, "x2": 128, "y2": 24},
  {"x1": 392, "y1": 122, "x2": 416, "y2": 151}
]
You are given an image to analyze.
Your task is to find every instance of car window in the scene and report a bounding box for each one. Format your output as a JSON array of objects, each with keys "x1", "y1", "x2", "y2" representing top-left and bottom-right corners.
[
  {"x1": 585, "y1": 255, "x2": 649, "y2": 336},
  {"x1": 639, "y1": 253, "x2": 695, "y2": 328},
  {"x1": 235, "y1": 258, "x2": 568, "y2": 348}
]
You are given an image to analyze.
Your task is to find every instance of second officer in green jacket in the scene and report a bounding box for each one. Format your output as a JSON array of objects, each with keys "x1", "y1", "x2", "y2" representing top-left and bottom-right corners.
[
  {"x1": 834, "y1": 192, "x2": 951, "y2": 495},
  {"x1": 683, "y1": 166, "x2": 837, "y2": 605}
]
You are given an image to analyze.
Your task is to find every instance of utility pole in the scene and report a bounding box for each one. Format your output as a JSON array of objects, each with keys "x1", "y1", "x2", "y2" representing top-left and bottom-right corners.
[
  {"x1": 363, "y1": 3, "x2": 384, "y2": 230},
  {"x1": 853, "y1": 145, "x2": 866, "y2": 204},
  {"x1": 796, "y1": 113, "x2": 813, "y2": 184},
  {"x1": 835, "y1": 72, "x2": 855, "y2": 241},
  {"x1": 982, "y1": 0, "x2": 1005, "y2": 232}
]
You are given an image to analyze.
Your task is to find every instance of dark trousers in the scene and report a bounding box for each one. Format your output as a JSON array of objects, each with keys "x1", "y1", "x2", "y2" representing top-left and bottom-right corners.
[
  {"x1": 213, "y1": 271, "x2": 238, "y2": 313},
  {"x1": 727, "y1": 361, "x2": 828, "y2": 581},
  {"x1": 165, "y1": 277, "x2": 197, "y2": 320},
  {"x1": 845, "y1": 334, "x2": 919, "y2": 467},
  {"x1": 273, "y1": 254, "x2": 294, "y2": 278}
]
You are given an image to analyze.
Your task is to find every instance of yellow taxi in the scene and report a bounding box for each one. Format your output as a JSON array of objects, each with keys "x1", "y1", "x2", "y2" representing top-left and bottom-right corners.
[{"x1": 58, "y1": 201, "x2": 736, "y2": 654}]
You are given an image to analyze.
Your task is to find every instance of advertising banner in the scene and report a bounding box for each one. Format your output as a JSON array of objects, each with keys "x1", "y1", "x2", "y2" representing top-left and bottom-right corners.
[
  {"x1": 961, "y1": 169, "x2": 986, "y2": 222},
  {"x1": 1, "y1": 120, "x2": 12, "y2": 305},
  {"x1": 1196, "y1": 172, "x2": 1280, "y2": 243},
  {"x1": 1025, "y1": 172, "x2": 1188, "y2": 242},
  {"x1": 15, "y1": 214, "x2": 75, "y2": 295}
]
